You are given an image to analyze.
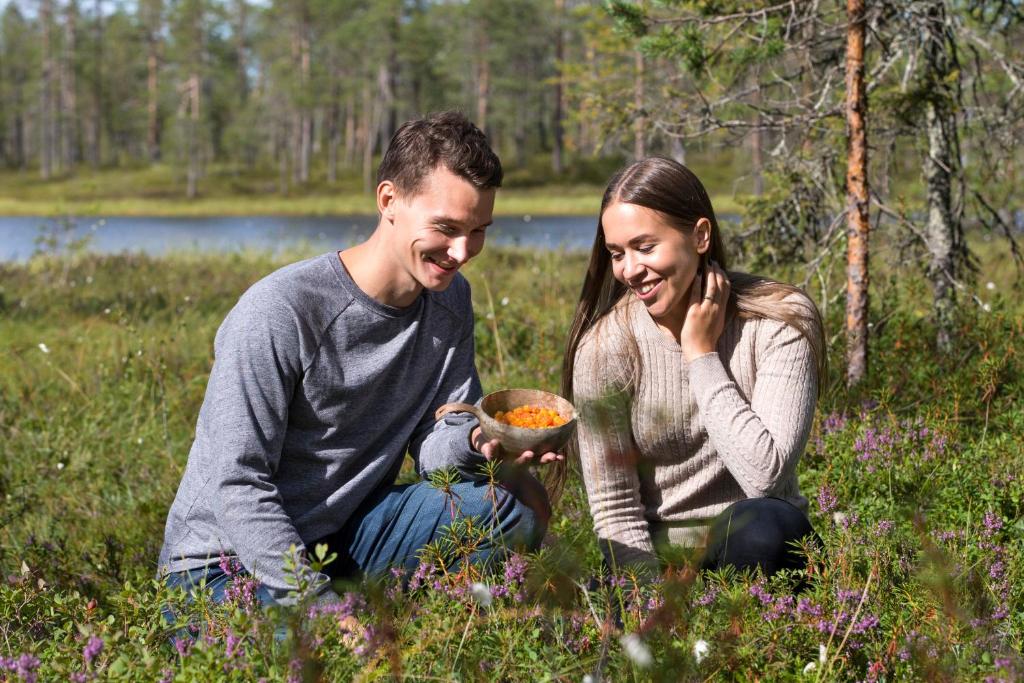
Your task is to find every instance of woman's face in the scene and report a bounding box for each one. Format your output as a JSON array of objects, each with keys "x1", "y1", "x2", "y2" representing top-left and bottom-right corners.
[{"x1": 602, "y1": 202, "x2": 710, "y2": 332}]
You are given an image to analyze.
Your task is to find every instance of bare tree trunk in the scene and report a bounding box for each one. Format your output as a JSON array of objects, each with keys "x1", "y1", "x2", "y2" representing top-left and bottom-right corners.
[
  {"x1": 61, "y1": 0, "x2": 79, "y2": 170},
  {"x1": 361, "y1": 80, "x2": 377, "y2": 193},
  {"x1": 327, "y1": 84, "x2": 340, "y2": 184},
  {"x1": 299, "y1": 28, "x2": 311, "y2": 184},
  {"x1": 475, "y1": 31, "x2": 490, "y2": 134},
  {"x1": 845, "y1": 0, "x2": 870, "y2": 386},
  {"x1": 750, "y1": 71, "x2": 764, "y2": 196},
  {"x1": 551, "y1": 0, "x2": 565, "y2": 174},
  {"x1": 233, "y1": 0, "x2": 249, "y2": 102},
  {"x1": 186, "y1": 73, "x2": 200, "y2": 198},
  {"x1": 670, "y1": 136, "x2": 686, "y2": 165},
  {"x1": 89, "y1": 0, "x2": 103, "y2": 168},
  {"x1": 146, "y1": 25, "x2": 161, "y2": 162},
  {"x1": 344, "y1": 92, "x2": 356, "y2": 168},
  {"x1": 40, "y1": 0, "x2": 54, "y2": 179},
  {"x1": 633, "y1": 50, "x2": 645, "y2": 160},
  {"x1": 922, "y1": 2, "x2": 961, "y2": 352}
]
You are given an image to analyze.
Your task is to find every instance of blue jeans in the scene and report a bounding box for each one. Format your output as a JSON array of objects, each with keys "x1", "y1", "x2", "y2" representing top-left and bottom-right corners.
[{"x1": 163, "y1": 471, "x2": 548, "y2": 609}]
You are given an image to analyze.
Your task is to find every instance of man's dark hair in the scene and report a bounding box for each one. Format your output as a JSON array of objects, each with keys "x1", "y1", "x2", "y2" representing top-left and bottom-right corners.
[{"x1": 377, "y1": 111, "x2": 503, "y2": 196}]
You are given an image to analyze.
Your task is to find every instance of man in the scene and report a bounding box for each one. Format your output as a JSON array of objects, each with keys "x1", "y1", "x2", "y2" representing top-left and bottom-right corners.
[{"x1": 159, "y1": 111, "x2": 557, "y2": 606}]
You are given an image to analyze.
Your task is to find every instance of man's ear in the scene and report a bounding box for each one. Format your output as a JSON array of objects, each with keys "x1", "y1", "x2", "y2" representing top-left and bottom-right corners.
[
  {"x1": 377, "y1": 180, "x2": 397, "y2": 221},
  {"x1": 694, "y1": 217, "x2": 712, "y2": 254}
]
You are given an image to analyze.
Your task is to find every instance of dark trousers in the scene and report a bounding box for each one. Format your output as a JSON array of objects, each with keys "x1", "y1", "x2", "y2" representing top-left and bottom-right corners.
[{"x1": 700, "y1": 497, "x2": 816, "y2": 576}]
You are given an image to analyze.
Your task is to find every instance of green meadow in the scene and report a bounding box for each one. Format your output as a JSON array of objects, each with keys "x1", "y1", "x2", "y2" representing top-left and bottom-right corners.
[{"x1": 0, "y1": 236, "x2": 1021, "y2": 681}]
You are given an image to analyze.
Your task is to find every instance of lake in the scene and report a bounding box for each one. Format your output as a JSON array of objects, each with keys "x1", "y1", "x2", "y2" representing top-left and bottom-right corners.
[
  {"x1": 0, "y1": 215, "x2": 607, "y2": 262},
  {"x1": 0, "y1": 213, "x2": 749, "y2": 262}
]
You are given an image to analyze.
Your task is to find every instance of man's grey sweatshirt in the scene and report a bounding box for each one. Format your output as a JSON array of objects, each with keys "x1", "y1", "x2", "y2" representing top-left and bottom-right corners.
[{"x1": 158, "y1": 252, "x2": 484, "y2": 601}]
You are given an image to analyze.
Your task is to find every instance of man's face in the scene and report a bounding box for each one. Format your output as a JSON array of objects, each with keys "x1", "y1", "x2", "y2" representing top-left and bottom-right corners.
[{"x1": 385, "y1": 165, "x2": 496, "y2": 293}]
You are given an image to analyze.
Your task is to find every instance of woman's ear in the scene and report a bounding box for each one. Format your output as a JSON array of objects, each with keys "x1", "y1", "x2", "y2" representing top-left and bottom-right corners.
[{"x1": 694, "y1": 217, "x2": 712, "y2": 254}]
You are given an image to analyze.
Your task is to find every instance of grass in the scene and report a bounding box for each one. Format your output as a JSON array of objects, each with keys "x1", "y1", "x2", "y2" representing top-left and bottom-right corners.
[
  {"x1": 0, "y1": 240, "x2": 1021, "y2": 681},
  {"x1": 0, "y1": 159, "x2": 749, "y2": 218}
]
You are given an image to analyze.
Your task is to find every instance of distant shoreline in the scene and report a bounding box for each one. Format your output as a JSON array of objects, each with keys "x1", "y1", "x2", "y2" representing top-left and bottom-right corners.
[{"x1": 0, "y1": 191, "x2": 747, "y2": 219}]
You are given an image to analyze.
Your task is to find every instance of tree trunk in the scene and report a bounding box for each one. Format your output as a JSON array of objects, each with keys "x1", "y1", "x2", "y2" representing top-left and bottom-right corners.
[
  {"x1": 147, "y1": 36, "x2": 161, "y2": 162},
  {"x1": 40, "y1": 0, "x2": 54, "y2": 179},
  {"x1": 475, "y1": 40, "x2": 489, "y2": 134},
  {"x1": 750, "y1": 71, "x2": 764, "y2": 196},
  {"x1": 361, "y1": 81, "x2": 377, "y2": 193},
  {"x1": 551, "y1": 0, "x2": 565, "y2": 174},
  {"x1": 299, "y1": 29, "x2": 311, "y2": 184},
  {"x1": 344, "y1": 92, "x2": 356, "y2": 167},
  {"x1": 186, "y1": 73, "x2": 200, "y2": 198},
  {"x1": 633, "y1": 50, "x2": 645, "y2": 160},
  {"x1": 89, "y1": 0, "x2": 103, "y2": 168},
  {"x1": 921, "y1": 2, "x2": 961, "y2": 352},
  {"x1": 327, "y1": 85, "x2": 340, "y2": 184},
  {"x1": 845, "y1": 0, "x2": 870, "y2": 386},
  {"x1": 61, "y1": 0, "x2": 79, "y2": 170},
  {"x1": 233, "y1": 0, "x2": 249, "y2": 102}
]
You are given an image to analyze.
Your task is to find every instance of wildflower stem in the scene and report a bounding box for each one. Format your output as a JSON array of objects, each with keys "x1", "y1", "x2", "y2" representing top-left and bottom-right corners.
[{"x1": 818, "y1": 561, "x2": 876, "y2": 682}]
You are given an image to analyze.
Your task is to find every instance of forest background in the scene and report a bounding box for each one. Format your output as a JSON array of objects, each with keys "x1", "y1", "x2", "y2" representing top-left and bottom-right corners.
[{"x1": 2, "y1": 1, "x2": 1024, "y2": 681}]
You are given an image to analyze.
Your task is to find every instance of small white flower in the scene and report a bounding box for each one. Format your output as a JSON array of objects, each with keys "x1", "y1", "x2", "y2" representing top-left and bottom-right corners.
[
  {"x1": 819, "y1": 643, "x2": 827, "y2": 663},
  {"x1": 137, "y1": 437, "x2": 143, "y2": 445},
  {"x1": 469, "y1": 582, "x2": 492, "y2": 608},
  {"x1": 619, "y1": 633, "x2": 653, "y2": 668},
  {"x1": 104, "y1": 308, "x2": 111, "y2": 315},
  {"x1": 56, "y1": 462, "x2": 65, "y2": 470},
  {"x1": 485, "y1": 312, "x2": 494, "y2": 320},
  {"x1": 986, "y1": 281, "x2": 996, "y2": 291},
  {"x1": 982, "y1": 303, "x2": 992, "y2": 312},
  {"x1": 86, "y1": 276, "x2": 93, "y2": 284},
  {"x1": 582, "y1": 676, "x2": 596, "y2": 683},
  {"x1": 832, "y1": 511, "x2": 847, "y2": 525},
  {"x1": 803, "y1": 662, "x2": 817, "y2": 675},
  {"x1": 500, "y1": 297, "x2": 509, "y2": 307},
  {"x1": 693, "y1": 638, "x2": 710, "y2": 664},
  {"x1": 38, "y1": 343, "x2": 50, "y2": 354},
  {"x1": 184, "y1": 296, "x2": 191, "y2": 303}
]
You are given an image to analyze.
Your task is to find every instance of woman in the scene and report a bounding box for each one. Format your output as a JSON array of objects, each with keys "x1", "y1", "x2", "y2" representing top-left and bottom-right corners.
[{"x1": 563, "y1": 157, "x2": 825, "y2": 577}]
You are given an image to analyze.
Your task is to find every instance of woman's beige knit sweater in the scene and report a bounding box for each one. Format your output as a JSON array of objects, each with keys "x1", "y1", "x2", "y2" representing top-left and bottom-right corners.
[{"x1": 573, "y1": 293, "x2": 817, "y2": 569}]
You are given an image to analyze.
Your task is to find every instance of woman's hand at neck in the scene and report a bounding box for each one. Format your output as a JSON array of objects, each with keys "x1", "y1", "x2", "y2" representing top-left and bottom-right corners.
[{"x1": 678, "y1": 260, "x2": 731, "y2": 362}]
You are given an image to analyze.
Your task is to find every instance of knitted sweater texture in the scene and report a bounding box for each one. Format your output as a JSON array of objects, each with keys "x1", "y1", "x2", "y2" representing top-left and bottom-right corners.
[{"x1": 573, "y1": 293, "x2": 817, "y2": 568}]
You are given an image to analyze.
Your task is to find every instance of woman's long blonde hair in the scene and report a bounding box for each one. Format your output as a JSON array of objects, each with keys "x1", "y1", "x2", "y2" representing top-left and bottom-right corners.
[{"x1": 554, "y1": 158, "x2": 826, "y2": 498}]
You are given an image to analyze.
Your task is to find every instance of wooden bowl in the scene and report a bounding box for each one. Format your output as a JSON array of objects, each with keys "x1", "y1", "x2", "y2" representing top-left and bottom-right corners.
[{"x1": 435, "y1": 389, "x2": 577, "y2": 456}]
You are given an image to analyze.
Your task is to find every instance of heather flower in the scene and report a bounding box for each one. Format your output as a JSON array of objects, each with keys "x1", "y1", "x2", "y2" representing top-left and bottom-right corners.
[
  {"x1": 174, "y1": 637, "x2": 193, "y2": 658},
  {"x1": 749, "y1": 582, "x2": 773, "y2": 605},
  {"x1": 873, "y1": 520, "x2": 895, "y2": 536},
  {"x1": 70, "y1": 673, "x2": 89, "y2": 683},
  {"x1": 83, "y1": 636, "x2": 104, "y2": 664},
  {"x1": 619, "y1": 633, "x2": 653, "y2": 668},
  {"x1": 12, "y1": 654, "x2": 41, "y2": 683},
  {"x1": 822, "y1": 411, "x2": 847, "y2": 434},
  {"x1": 692, "y1": 639, "x2": 710, "y2": 664},
  {"x1": 817, "y1": 485, "x2": 838, "y2": 514},
  {"x1": 982, "y1": 511, "x2": 1003, "y2": 538},
  {"x1": 695, "y1": 586, "x2": 719, "y2": 606}
]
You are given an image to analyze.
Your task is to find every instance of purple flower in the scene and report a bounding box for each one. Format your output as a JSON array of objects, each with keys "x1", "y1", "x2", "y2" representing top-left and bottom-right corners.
[
  {"x1": 822, "y1": 411, "x2": 847, "y2": 434},
  {"x1": 218, "y1": 552, "x2": 241, "y2": 577},
  {"x1": 14, "y1": 654, "x2": 41, "y2": 683},
  {"x1": 83, "y1": 636, "x2": 104, "y2": 665},
  {"x1": 70, "y1": 673, "x2": 89, "y2": 683},
  {"x1": 748, "y1": 582, "x2": 773, "y2": 605},
  {"x1": 817, "y1": 485, "x2": 838, "y2": 514},
  {"x1": 224, "y1": 631, "x2": 244, "y2": 659},
  {"x1": 695, "y1": 586, "x2": 719, "y2": 606},
  {"x1": 851, "y1": 614, "x2": 880, "y2": 634},
  {"x1": 504, "y1": 553, "x2": 528, "y2": 584},
  {"x1": 174, "y1": 637, "x2": 193, "y2": 658},
  {"x1": 982, "y1": 511, "x2": 1003, "y2": 538},
  {"x1": 873, "y1": 520, "x2": 895, "y2": 536}
]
